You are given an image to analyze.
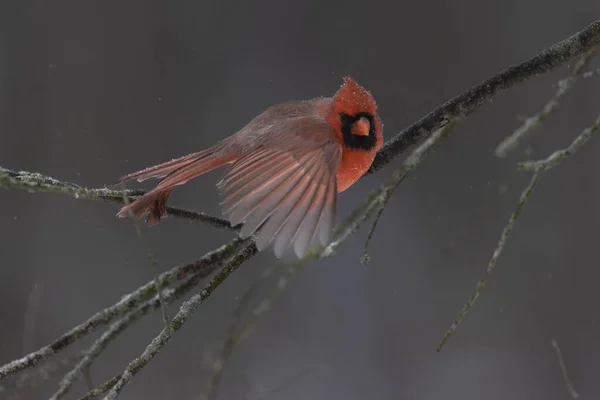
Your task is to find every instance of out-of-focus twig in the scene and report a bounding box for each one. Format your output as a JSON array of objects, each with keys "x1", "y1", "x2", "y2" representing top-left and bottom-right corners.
[
  {"x1": 76, "y1": 375, "x2": 121, "y2": 400},
  {"x1": 22, "y1": 282, "x2": 44, "y2": 356},
  {"x1": 519, "y1": 113, "x2": 600, "y2": 172},
  {"x1": 552, "y1": 339, "x2": 580, "y2": 399},
  {"x1": 437, "y1": 170, "x2": 542, "y2": 351},
  {"x1": 495, "y1": 50, "x2": 597, "y2": 157},
  {"x1": 582, "y1": 67, "x2": 600, "y2": 79},
  {"x1": 199, "y1": 274, "x2": 260, "y2": 400},
  {"x1": 48, "y1": 250, "x2": 230, "y2": 400},
  {"x1": 0, "y1": 238, "x2": 247, "y2": 382},
  {"x1": 362, "y1": 121, "x2": 457, "y2": 264},
  {"x1": 438, "y1": 111, "x2": 600, "y2": 351},
  {"x1": 1, "y1": 16, "x2": 600, "y2": 399},
  {"x1": 119, "y1": 189, "x2": 171, "y2": 331},
  {"x1": 100, "y1": 242, "x2": 258, "y2": 400},
  {"x1": 205, "y1": 119, "x2": 452, "y2": 384}
]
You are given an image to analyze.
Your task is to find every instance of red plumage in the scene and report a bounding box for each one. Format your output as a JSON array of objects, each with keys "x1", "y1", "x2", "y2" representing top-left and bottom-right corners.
[{"x1": 116, "y1": 76, "x2": 383, "y2": 257}]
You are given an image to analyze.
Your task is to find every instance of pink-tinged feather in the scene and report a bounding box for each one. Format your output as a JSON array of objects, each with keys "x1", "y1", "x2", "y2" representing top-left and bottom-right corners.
[{"x1": 115, "y1": 76, "x2": 381, "y2": 257}]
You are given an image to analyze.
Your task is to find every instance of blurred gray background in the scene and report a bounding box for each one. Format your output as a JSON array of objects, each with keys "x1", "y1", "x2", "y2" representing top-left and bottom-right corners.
[{"x1": 1, "y1": 1, "x2": 600, "y2": 399}]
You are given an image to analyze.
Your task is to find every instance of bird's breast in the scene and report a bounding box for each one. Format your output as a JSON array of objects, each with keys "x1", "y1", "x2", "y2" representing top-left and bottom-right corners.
[{"x1": 336, "y1": 148, "x2": 376, "y2": 192}]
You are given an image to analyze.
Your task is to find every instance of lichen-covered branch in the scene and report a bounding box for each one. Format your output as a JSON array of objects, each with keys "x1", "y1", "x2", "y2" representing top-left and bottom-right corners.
[
  {"x1": 49, "y1": 248, "x2": 236, "y2": 400},
  {"x1": 0, "y1": 238, "x2": 247, "y2": 381},
  {"x1": 200, "y1": 118, "x2": 453, "y2": 386},
  {"x1": 362, "y1": 121, "x2": 457, "y2": 263},
  {"x1": 101, "y1": 242, "x2": 258, "y2": 400},
  {"x1": 77, "y1": 375, "x2": 122, "y2": 400},
  {"x1": 1, "y1": 16, "x2": 599, "y2": 399},
  {"x1": 0, "y1": 166, "x2": 235, "y2": 232},
  {"x1": 369, "y1": 17, "x2": 600, "y2": 172},
  {"x1": 438, "y1": 110, "x2": 600, "y2": 351},
  {"x1": 495, "y1": 49, "x2": 597, "y2": 157}
]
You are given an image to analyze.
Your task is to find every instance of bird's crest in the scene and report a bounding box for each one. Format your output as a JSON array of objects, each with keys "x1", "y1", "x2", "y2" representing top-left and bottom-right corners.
[{"x1": 332, "y1": 76, "x2": 377, "y2": 116}]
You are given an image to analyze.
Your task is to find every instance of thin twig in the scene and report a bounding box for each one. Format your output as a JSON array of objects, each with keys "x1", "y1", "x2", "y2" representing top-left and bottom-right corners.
[
  {"x1": 369, "y1": 18, "x2": 600, "y2": 172},
  {"x1": 120, "y1": 188, "x2": 171, "y2": 331},
  {"x1": 437, "y1": 170, "x2": 542, "y2": 351},
  {"x1": 438, "y1": 111, "x2": 600, "y2": 351},
  {"x1": 22, "y1": 281, "x2": 44, "y2": 355},
  {"x1": 199, "y1": 275, "x2": 259, "y2": 400},
  {"x1": 77, "y1": 375, "x2": 121, "y2": 400},
  {"x1": 1, "y1": 17, "x2": 599, "y2": 395},
  {"x1": 552, "y1": 339, "x2": 580, "y2": 399},
  {"x1": 0, "y1": 354, "x2": 83, "y2": 396},
  {"x1": 362, "y1": 121, "x2": 457, "y2": 264},
  {"x1": 216, "y1": 119, "x2": 452, "y2": 373},
  {"x1": 0, "y1": 166, "x2": 235, "y2": 232},
  {"x1": 49, "y1": 257, "x2": 223, "y2": 400},
  {"x1": 520, "y1": 112, "x2": 600, "y2": 171},
  {"x1": 582, "y1": 67, "x2": 600, "y2": 79},
  {"x1": 495, "y1": 49, "x2": 597, "y2": 157},
  {"x1": 101, "y1": 242, "x2": 258, "y2": 400},
  {"x1": 0, "y1": 238, "x2": 247, "y2": 381}
]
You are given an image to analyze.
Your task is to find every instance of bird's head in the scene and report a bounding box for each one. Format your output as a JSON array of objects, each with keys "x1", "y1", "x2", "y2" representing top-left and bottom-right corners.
[{"x1": 327, "y1": 76, "x2": 382, "y2": 151}]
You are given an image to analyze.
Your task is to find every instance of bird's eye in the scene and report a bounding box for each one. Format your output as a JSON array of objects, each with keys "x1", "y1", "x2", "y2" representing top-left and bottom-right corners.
[{"x1": 340, "y1": 113, "x2": 350, "y2": 123}]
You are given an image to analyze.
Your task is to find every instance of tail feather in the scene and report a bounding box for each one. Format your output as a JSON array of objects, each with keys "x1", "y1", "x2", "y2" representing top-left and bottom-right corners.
[
  {"x1": 116, "y1": 148, "x2": 236, "y2": 225},
  {"x1": 118, "y1": 188, "x2": 172, "y2": 226},
  {"x1": 114, "y1": 151, "x2": 210, "y2": 184}
]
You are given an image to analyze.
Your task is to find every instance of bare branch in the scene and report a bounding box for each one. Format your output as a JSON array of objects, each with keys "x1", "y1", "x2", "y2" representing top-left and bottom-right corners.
[
  {"x1": 582, "y1": 66, "x2": 600, "y2": 78},
  {"x1": 0, "y1": 238, "x2": 247, "y2": 381},
  {"x1": 520, "y1": 112, "x2": 600, "y2": 171},
  {"x1": 495, "y1": 49, "x2": 597, "y2": 157},
  {"x1": 369, "y1": 18, "x2": 600, "y2": 173},
  {"x1": 206, "y1": 118, "x2": 453, "y2": 384},
  {"x1": 119, "y1": 191, "x2": 171, "y2": 331},
  {"x1": 552, "y1": 339, "x2": 580, "y2": 399},
  {"x1": 77, "y1": 375, "x2": 121, "y2": 400},
  {"x1": 438, "y1": 110, "x2": 600, "y2": 351},
  {"x1": 0, "y1": 167, "x2": 235, "y2": 232},
  {"x1": 199, "y1": 274, "x2": 259, "y2": 400},
  {"x1": 22, "y1": 281, "x2": 44, "y2": 355},
  {"x1": 362, "y1": 121, "x2": 457, "y2": 264},
  {"x1": 49, "y1": 253, "x2": 227, "y2": 400},
  {"x1": 101, "y1": 242, "x2": 258, "y2": 399},
  {"x1": 1, "y1": 17, "x2": 600, "y2": 397},
  {"x1": 438, "y1": 170, "x2": 542, "y2": 351}
]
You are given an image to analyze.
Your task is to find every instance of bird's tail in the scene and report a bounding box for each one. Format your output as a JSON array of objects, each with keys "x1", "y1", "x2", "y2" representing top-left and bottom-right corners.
[{"x1": 115, "y1": 146, "x2": 236, "y2": 225}]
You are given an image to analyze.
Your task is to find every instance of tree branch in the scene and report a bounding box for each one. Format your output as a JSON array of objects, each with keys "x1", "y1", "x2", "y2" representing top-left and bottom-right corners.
[
  {"x1": 204, "y1": 118, "x2": 453, "y2": 383},
  {"x1": 438, "y1": 111, "x2": 600, "y2": 351},
  {"x1": 49, "y1": 244, "x2": 240, "y2": 400},
  {"x1": 0, "y1": 238, "x2": 247, "y2": 381},
  {"x1": 369, "y1": 17, "x2": 600, "y2": 173},
  {"x1": 495, "y1": 49, "x2": 597, "y2": 157},
  {"x1": 101, "y1": 242, "x2": 258, "y2": 399},
  {"x1": 552, "y1": 339, "x2": 580, "y2": 399},
  {"x1": 0, "y1": 167, "x2": 236, "y2": 232},
  {"x1": 1, "y1": 16, "x2": 599, "y2": 399}
]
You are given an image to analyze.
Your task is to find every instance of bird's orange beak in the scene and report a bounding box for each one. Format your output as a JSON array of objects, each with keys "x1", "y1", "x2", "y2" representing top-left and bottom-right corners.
[{"x1": 351, "y1": 116, "x2": 371, "y2": 136}]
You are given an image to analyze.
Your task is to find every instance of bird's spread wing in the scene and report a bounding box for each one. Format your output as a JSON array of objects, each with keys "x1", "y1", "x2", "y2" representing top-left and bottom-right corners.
[{"x1": 218, "y1": 116, "x2": 342, "y2": 258}]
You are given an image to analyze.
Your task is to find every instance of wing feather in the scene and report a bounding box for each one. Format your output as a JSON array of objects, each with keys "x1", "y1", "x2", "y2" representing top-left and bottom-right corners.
[
  {"x1": 218, "y1": 116, "x2": 342, "y2": 257},
  {"x1": 273, "y1": 158, "x2": 327, "y2": 257},
  {"x1": 293, "y1": 170, "x2": 329, "y2": 256}
]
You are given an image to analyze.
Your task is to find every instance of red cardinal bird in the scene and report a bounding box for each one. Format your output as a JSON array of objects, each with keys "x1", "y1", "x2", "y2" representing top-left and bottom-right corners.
[{"x1": 116, "y1": 76, "x2": 383, "y2": 257}]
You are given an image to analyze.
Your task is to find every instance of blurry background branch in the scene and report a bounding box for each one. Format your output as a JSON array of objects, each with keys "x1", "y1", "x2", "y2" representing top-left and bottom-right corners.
[
  {"x1": 1, "y1": 17, "x2": 600, "y2": 400},
  {"x1": 438, "y1": 56, "x2": 600, "y2": 351}
]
